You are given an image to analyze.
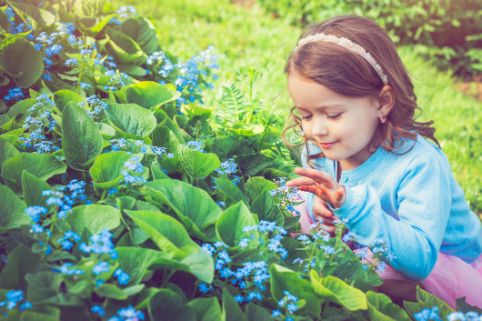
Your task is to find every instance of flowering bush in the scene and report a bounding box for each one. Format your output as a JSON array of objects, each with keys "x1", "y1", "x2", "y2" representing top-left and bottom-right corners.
[{"x1": 0, "y1": 1, "x2": 479, "y2": 321}]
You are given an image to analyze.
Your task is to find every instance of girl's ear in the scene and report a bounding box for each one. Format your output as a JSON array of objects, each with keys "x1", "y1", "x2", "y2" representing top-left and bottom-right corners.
[{"x1": 377, "y1": 85, "x2": 394, "y2": 123}]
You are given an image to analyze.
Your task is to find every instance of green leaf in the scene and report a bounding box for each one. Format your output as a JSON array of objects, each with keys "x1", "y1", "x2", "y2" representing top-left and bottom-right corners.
[
  {"x1": 120, "y1": 17, "x2": 159, "y2": 54},
  {"x1": 69, "y1": 205, "x2": 121, "y2": 235},
  {"x1": 125, "y1": 210, "x2": 201, "y2": 259},
  {"x1": 245, "y1": 303, "x2": 272, "y2": 321},
  {"x1": 415, "y1": 286, "x2": 455, "y2": 319},
  {"x1": 0, "y1": 139, "x2": 19, "y2": 170},
  {"x1": 105, "y1": 103, "x2": 157, "y2": 138},
  {"x1": 244, "y1": 177, "x2": 278, "y2": 203},
  {"x1": 148, "y1": 288, "x2": 196, "y2": 321},
  {"x1": 125, "y1": 81, "x2": 176, "y2": 109},
  {"x1": 222, "y1": 288, "x2": 248, "y2": 321},
  {"x1": 250, "y1": 190, "x2": 284, "y2": 225},
  {"x1": 25, "y1": 271, "x2": 62, "y2": 304},
  {"x1": 310, "y1": 270, "x2": 367, "y2": 311},
  {"x1": 22, "y1": 171, "x2": 51, "y2": 207},
  {"x1": 270, "y1": 264, "x2": 321, "y2": 316},
  {"x1": 187, "y1": 297, "x2": 222, "y2": 321},
  {"x1": 62, "y1": 104, "x2": 103, "y2": 170},
  {"x1": 214, "y1": 177, "x2": 249, "y2": 207},
  {"x1": 6, "y1": 98, "x2": 36, "y2": 118},
  {"x1": 89, "y1": 151, "x2": 131, "y2": 189},
  {"x1": 1, "y1": 153, "x2": 66, "y2": 189},
  {"x1": 20, "y1": 306, "x2": 60, "y2": 321},
  {"x1": 216, "y1": 201, "x2": 257, "y2": 247},
  {"x1": 177, "y1": 145, "x2": 221, "y2": 180},
  {"x1": 143, "y1": 179, "x2": 222, "y2": 240},
  {"x1": 366, "y1": 291, "x2": 412, "y2": 321},
  {"x1": 0, "y1": 183, "x2": 29, "y2": 232},
  {"x1": 53, "y1": 90, "x2": 84, "y2": 112},
  {"x1": 95, "y1": 283, "x2": 127, "y2": 300},
  {"x1": 0, "y1": 245, "x2": 43, "y2": 290},
  {"x1": 0, "y1": 38, "x2": 44, "y2": 88},
  {"x1": 106, "y1": 28, "x2": 147, "y2": 64}
]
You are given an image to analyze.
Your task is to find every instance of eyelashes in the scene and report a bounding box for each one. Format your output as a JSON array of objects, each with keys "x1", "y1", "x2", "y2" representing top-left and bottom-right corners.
[{"x1": 300, "y1": 113, "x2": 342, "y2": 120}]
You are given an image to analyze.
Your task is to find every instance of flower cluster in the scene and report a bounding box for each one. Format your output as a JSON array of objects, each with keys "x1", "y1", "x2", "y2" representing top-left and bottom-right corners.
[
  {"x1": 25, "y1": 179, "x2": 89, "y2": 255},
  {"x1": 3, "y1": 87, "x2": 24, "y2": 103},
  {"x1": 271, "y1": 290, "x2": 300, "y2": 321},
  {"x1": 54, "y1": 230, "x2": 131, "y2": 288},
  {"x1": 0, "y1": 290, "x2": 32, "y2": 317},
  {"x1": 109, "y1": 138, "x2": 172, "y2": 160},
  {"x1": 240, "y1": 221, "x2": 289, "y2": 260},
  {"x1": 19, "y1": 94, "x2": 60, "y2": 153},
  {"x1": 3, "y1": 6, "x2": 33, "y2": 37},
  {"x1": 122, "y1": 155, "x2": 147, "y2": 185},
  {"x1": 199, "y1": 241, "x2": 270, "y2": 304},
  {"x1": 446, "y1": 311, "x2": 481, "y2": 321},
  {"x1": 146, "y1": 46, "x2": 219, "y2": 108},
  {"x1": 270, "y1": 178, "x2": 304, "y2": 216},
  {"x1": 213, "y1": 158, "x2": 241, "y2": 186},
  {"x1": 107, "y1": 305, "x2": 145, "y2": 321}
]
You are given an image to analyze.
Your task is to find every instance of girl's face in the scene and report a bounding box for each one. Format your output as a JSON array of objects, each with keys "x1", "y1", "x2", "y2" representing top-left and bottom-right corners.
[{"x1": 287, "y1": 70, "x2": 382, "y2": 170}]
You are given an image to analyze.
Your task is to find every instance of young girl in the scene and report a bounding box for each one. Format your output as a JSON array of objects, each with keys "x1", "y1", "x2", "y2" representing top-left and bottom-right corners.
[{"x1": 282, "y1": 15, "x2": 482, "y2": 308}]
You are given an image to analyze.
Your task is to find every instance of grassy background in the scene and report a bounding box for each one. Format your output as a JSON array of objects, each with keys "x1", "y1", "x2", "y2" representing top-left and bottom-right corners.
[{"x1": 115, "y1": 0, "x2": 482, "y2": 215}]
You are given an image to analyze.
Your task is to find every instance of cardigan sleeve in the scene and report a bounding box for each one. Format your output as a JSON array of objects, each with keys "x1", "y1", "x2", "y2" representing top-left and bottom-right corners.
[{"x1": 330, "y1": 151, "x2": 452, "y2": 280}]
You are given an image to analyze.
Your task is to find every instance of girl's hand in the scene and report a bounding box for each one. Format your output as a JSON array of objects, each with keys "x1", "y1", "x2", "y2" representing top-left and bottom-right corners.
[
  {"x1": 313, "y1": 196, "x2": 337, "y2": 236},
  {"x1": 286, "y1": 167, "x2": 346, "y2": 209}
]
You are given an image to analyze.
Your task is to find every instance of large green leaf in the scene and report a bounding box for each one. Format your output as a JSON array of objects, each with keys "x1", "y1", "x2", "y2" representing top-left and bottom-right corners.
[
  {"x1": 117, "y1": 246, "x2": 214, "y2": 284},
  {"x1": 25, "y1": 271, "x2": 62, "y2": 304},
  {"x1": 1, "y1": 153, "x2": 66, "y2": 189},
  {"x1": 309, "y1": 270, "x2": 368, "y2": 312},
  {"x1": 0, "y1": 38, "x2": 44, "y2": 88},
  {"x1": 187, "y1": 297, "x2": 222, "y2": 321},
  {"x1": 366, "y1": 291, "x2": 412, "y2": 321},
  {"x1": 53, "y1": 90, "x2": 84, "y2": 112},
  {"x1": 216, "y1": 201, "x2": 257, "y2": 247},
  {"x1": 125, "y1": 81, "x2": 177, "y2": 109},
  {"x1": 245, "y1": 303, "x2": 272, "y2": 321},
  {"x1": 222, "y1": 289, "x2": 248, "y2": 321},
  {"x1": 0, "y1": 245, "x2": 43, "y2": 290},
  {"x1": 270, "y1": 264, "x2": 321, "y2": 316},
  {"x1": 62, "y1": 104, "x2": 103, "y2": 170},
  {"x1": 120, "y1": 17, "x2": 159, "y2": 54},
  {"x1": 22, "y1": 171, "x2": 51, "y2": 207},
  {"x1": 69, "y1": 205, "x2": 121, "y2": 234},
  {"x1": 177, "y1": 145, "x2": 221, "y2": 180},
  {"x1": 142, "y1": 179, "x2": 222, "y2": 240},
  {"x1": 244, "y1": 176, "x2": 278, "y2": 203},
  {"x1": 126, "y1": 210, "x2": 201, "y2": 259},
  {"x1": 89, "y1": 151, "x2": 131, "y2": 189},
  {"x1": 105, "y1": 103, "x2": 157, "y2": 138},
  {"x1": 214, "y1": 177, "x2": 249, "y2": 207},
  {"x1": 0, "y1": 184, "x2": 29, "y2": 232},
  {"x1": 106, "y1": 28, "x2": 147, "y2": 64},
  {"x1": 148, "y1": 288, "x2": 196, "y2": 321},
  {"x1": 0, "y1": 139, "x2": 19, "y2": 170}
]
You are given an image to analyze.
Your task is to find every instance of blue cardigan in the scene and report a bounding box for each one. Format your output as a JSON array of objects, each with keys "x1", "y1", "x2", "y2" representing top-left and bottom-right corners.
[{"x1": 301, "y1": 134, "x2": 482, "y2": 280}]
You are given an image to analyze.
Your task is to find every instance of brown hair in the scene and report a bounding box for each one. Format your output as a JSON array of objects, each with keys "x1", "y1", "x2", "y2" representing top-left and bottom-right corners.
[{"x1": 281, "y1": 15, "x2": 440, "y2": 169}]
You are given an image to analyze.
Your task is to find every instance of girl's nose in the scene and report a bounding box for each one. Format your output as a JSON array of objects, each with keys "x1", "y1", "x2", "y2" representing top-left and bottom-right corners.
[{"x1": 311, "y1": 118, "x2": 329, "y2": 136}]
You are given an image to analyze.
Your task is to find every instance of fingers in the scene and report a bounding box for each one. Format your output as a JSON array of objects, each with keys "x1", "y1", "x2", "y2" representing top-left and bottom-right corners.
[
  {"x1": 294, "y1": 167, "x2": 335, "y2": 189},
  {"x1": 287, "y1": 167, "x2": 335, "y2": 189}
]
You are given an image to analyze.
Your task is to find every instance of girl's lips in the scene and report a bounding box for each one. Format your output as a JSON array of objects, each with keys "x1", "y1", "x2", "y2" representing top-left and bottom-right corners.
[{"x1": 320, "y1": 141, "x2": 338, "y2": 149}]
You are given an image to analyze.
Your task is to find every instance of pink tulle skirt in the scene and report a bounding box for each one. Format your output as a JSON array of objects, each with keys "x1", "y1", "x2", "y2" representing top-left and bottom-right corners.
[{"x1": 294, "y1": 198, "x2": 482, "y2": 308}]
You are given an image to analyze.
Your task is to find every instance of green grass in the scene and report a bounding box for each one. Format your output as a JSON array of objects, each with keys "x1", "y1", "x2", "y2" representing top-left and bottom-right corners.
[{"x1": 114, "y1": 0, "x2": 482, "y2": 215}]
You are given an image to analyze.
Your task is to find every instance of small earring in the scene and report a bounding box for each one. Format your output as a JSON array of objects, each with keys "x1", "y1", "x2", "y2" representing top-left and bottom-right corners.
[{"x1": 379, "y1": 115, "x2": 386, "y2": 124}]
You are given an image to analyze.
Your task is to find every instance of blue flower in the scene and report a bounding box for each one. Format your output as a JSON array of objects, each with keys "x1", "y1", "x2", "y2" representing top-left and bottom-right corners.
[
  {"x1": 93, "y1": 261, "x2": 110, "y2": 275},
  {"x1": 108, "y1": 305, "x2": 144, "y2": 321},
  {"x1": 3, "y1": 87, "x2": 24, "y2": 103},
  {"x1": 113, "y1": 268, "x2": 130, "y2": 286},
  {"x1": 91, "y1": 305, "x2": 105, "y2": 317}
]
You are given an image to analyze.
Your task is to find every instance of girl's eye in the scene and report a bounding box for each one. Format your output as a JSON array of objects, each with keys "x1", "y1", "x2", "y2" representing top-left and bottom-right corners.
[
  {"x1": 327, "y1": 113, "x2": 342, "y2": 119},
  {"x1": 299, "y1": 113, "x2": 342, "y2": 120}
]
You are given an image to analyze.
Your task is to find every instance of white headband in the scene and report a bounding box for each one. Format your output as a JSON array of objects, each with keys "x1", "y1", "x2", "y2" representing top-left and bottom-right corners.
[{"x1": 295, "y1": 33, "x2": 389, "y2": 85}]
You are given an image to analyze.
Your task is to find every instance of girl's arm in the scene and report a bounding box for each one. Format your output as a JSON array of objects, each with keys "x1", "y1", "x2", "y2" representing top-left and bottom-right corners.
[{"x1": 329, "y1": 152, "x2": 451, "y2": 280}]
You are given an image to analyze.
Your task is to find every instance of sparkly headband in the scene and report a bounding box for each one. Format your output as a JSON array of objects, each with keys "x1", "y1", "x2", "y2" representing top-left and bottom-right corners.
[{"x1": 295, "y1": 33, "x2": 389, "y2": 85}]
